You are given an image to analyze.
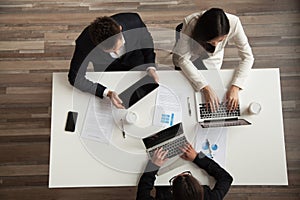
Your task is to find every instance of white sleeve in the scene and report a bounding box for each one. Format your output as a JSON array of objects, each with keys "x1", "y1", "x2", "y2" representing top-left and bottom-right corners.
[
  {"x1": 172, "y1": 18, "x2": 208, "y2": 91},
  {"x1": 103, "y1": 88, "x2": 110, "y2": 99},
  {"x1": 230, "y1": 17, "x2": 254, "y2": 89}
]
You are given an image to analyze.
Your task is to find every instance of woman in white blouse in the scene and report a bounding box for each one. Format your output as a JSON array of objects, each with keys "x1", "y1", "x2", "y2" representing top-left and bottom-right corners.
[{"x1": 173, "y1": 8, "x2": 254, "y2": 111}]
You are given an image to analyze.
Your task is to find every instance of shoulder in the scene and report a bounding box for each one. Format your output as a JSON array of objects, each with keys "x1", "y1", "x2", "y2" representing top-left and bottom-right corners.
[
  {"x1": 226, "y1": 13, "x2": 240, "y2": 28},
  {"x1": 111, "y1": 12, "x2": 145, "y2": 30},
  {"x1": 75, "y1": 26, "x2": 94, "y2": 46},
  {"x1": 183, "y1": 11, "x2": 205, "y2": 27},
  {"x1": 225, "y1": 12, "x2": 242, "y2": 36},
  {"x1": 181, "y1": 11, "x2": 205, "y2": 36},
  {"x1": 111, "y1": 12, "x2": 141, "y2": 21},
  {"x1": 226, "y1": 12, "x2": 240, "y2": 25}
]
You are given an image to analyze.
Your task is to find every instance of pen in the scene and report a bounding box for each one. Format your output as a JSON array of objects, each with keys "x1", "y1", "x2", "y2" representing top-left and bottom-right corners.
[
  {"x1": 187, "y1": 97, "x2": 191, "y2": 116},
  {"x1": 120, "y1": 119, "x2": 126, "y2": 138},
  {"x1": 206, "y1": 139, "x2": 213, "y2": 158}
]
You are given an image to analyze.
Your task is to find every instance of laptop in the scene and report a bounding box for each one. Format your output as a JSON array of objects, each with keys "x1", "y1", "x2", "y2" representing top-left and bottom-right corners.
[
  {"x1": 142, "y1": 122, "x2": 188, "y2": 159},
  {"x1": 119, "y1": 75, "x2": 159, "y2": 109},
  {"x1": 194, "y1": 92, "x2": 251, "y2": 128}
]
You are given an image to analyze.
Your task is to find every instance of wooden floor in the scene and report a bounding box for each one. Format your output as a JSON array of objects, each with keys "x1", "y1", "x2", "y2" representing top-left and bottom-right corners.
[{"x1": 0, "y1": 0, "x2": 299, "y2": 199}]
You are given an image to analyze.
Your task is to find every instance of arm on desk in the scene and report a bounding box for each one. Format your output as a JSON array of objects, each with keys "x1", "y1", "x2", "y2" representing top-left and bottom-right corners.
[
  {"x1": 193, "y1": 152, "x2": 233, "y2": 200},
  {"x1": 136, "y1": 148, "x2": 168, "y2": 200},
  {"x1": 68, "y1": 32, "x2": 107, "y2": 98},
  {"x1": 136, "y1": 161, "x2": 159, "y2": 200},
  {"x1": 181, "y1": 143, "x2": 233, "y2": 200}
]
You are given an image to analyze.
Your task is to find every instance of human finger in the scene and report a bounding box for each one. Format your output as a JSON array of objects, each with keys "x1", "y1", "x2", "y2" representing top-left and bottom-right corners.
[
  {"x1": 180, "y1": 153, "x2": 188, "y2": 160},
  {"x1": 161, "y1": 150, "x2": 169, "y2": 160},
  {"x1": 114, "y1": 94, "x2": 123, "y2": 104},
  {"x1": 155, "y1": 147, "x2": 163, "y2": 156},
  {"x1": 214, "y1": 100, "x2": 219, "y2": 112},
  {"x1": 214, "y1": 96, "x2": 220, "y2": 111},
  {"x1": 180, "y1": 146, "x2": 187, "y2": 153},
  {"x1": 186, "y1": 143, "x2": 193, "y2": 150},
  {"x1": 227, "y1": 99, "x2": 232, "y2": 112},
  {"x1": 113, "y1": 100, "x2": 125, "y2": 109},
  {"x1": 234, "y1": 99, "x2": 239, "y2": 110},
  {"x1": 226, "y1": 98, "x2": 233, "y2": 112}
]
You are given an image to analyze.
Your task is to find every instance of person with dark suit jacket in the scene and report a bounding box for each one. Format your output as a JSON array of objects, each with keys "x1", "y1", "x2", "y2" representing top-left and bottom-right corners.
[
  {"x1": 136, "y1": 144, "x2": 233, "y2": 200},
  {"x1": 68, "y1": 13, "x2": 158, "y2": 108}
]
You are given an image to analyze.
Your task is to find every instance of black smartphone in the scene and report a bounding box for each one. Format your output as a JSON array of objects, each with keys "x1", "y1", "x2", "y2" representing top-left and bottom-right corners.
[{"x1": 65, "y1": 111, "x2": 78, "y2": 132}]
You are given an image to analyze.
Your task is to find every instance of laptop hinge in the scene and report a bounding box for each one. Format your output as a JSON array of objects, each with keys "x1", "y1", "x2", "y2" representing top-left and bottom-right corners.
[{"x1": 203, "y1": 117, "x2": 238, "y2": 123}]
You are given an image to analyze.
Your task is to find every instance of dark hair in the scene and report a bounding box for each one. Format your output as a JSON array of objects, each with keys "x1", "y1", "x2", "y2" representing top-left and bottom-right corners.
[
  {"x1": 172, "y1": 175, "x2": 204, "y2": 200},
  {"x1": 192, "y1": 8, "x2": 230, "y2": 53},
  {"x1": 89, "y1": 16, "x2": 121, "y2": 49}
]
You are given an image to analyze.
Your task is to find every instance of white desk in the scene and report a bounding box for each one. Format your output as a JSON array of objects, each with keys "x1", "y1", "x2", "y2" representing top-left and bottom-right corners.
[{"x1": 49, "y1": 69, "x2": 288, "y2": 188}]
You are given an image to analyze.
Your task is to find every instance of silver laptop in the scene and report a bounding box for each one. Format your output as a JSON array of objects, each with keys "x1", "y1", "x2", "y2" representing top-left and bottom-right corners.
[
  {"x1": 195, "y1": 92, "x2": 251, "y2": 128},
  {"x1": 142, "y1": 123, "x2": 188, "y2": 159}
]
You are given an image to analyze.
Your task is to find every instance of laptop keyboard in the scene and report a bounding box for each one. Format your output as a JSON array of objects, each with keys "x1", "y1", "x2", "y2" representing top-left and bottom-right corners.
[
  {"x1": 199, "y1": 103, "x2": 240, "y2": 119},
  {"x1": 148, "y1": 136, "x2": 188, "y2": 159}
]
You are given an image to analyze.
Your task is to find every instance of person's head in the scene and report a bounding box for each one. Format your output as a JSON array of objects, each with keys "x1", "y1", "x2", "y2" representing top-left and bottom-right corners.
[
  {"x1": 89, "y1": 16, "x2": 123, "y2": 52},
  {"x1": 192, "y1": 8, "x2": 230, "y2": 53},
  {"x1": 170, "y1": 171, "x2": 204, "y2": 200}
]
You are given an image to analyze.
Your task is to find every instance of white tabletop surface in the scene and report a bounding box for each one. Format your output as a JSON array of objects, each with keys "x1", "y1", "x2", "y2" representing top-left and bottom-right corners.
[{"x1": 49, "y1": 69, "x2": 288, "y2": 187}]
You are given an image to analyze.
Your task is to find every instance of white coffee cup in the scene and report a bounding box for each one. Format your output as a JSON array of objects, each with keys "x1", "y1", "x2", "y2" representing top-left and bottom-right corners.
[
  {"x1": 125, "y1": 111, "x2": 138, "y2": 124},
  {"x1": 248, "y1": 102, "x2": 261, "y2": 115}
]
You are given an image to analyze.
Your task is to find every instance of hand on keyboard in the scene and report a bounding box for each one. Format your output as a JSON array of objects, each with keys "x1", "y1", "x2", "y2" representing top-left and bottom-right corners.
[
  {"x1": 201, "y1": 85, "x2": 220, "y2": 112},
  {"x1": 226, "y1": 85, "x2": 240, "y2": 112},
  {"x1": 151, "y1": 147, "x2": 169, "y2": 167},
  {"x1": 199, "y1": 102, "x2": 240, "y2": 119},
  {"x1": 180, "y1": 143, "x2": 197, "y2": 161}
]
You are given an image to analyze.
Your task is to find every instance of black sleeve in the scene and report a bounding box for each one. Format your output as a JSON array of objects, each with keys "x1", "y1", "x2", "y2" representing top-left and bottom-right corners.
[
  {"x1": 114, "y1": 13, "x2": 156, "y2": 68},
  {"x1": 136, "y1": 161, "x2": 160, "y2": 200},
  {"x1": 68, "y1": 29, "x2": 107, "y2": 98},
  {"x1": 135, "y1": 15, "x2": 156, "y2": 67},
  {"x1": 193, "y1": 152, "x2": 233, "y2": 200}
]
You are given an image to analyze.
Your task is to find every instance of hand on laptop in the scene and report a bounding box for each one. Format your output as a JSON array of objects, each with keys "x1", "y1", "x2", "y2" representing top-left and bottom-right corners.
[
  {"x1": 180, "y1": 143, "x2": 197, "y2": 161},
  {"x1": 148, "y1": 68, "x2": 159, "y2": 83},
  {"x1": 151, "y1": 147, "x2": 168, "y2": 167},
  {"x1": 226, "y1": 85, "x2": 240, "y2": 112},
  {"x1": 201, "y1": 85, "x2": 220, "y2": 112},
  {"x1": 107, "y1": 91, "x2": 125, "y2": 109}
]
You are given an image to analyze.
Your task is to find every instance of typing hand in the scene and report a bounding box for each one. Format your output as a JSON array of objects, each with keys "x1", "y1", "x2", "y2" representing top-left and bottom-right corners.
[
  {"x1": 151, "y1": 147, "x2": 168, "y2": 167},
  {"x1": 148, "y1": 68, "x2": 159, "y2": 83},
  {"x1": 201, "y1": 85, "x2": 220, "y2": 112},
  {"x1": 180, "y1": 143, "x2": 197, "y2": 161},
  {"x1": 226, "y1": 85, "x2": 240, "y2": 112},
  {"x1": 108, "y1": 91, "x2": 125, "y2": 109}
]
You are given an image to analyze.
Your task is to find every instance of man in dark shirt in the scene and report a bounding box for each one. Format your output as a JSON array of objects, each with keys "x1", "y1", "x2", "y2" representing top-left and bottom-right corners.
[
  {"x1": 68, "y1": 13, "x2": 158, "y2": 108},
  {"x1": 136, "y1": 143, "x2": 233, "y2": 200}
]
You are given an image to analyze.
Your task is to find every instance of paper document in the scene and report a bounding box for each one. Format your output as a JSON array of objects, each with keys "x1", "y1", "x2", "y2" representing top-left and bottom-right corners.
[
  {"x1": 152, "y1": 85, "x2": 182, "y2": 127},
  {"x1": 194, "y1": 125, "x2": 227, "y2": 168},
  {"x1": 81, "y1": 96, "x2": 114, "y2": 143}
]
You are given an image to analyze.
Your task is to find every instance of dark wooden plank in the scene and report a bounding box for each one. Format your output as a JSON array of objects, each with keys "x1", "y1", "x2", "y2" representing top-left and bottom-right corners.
[
  {"x1": 0, "y1": 0, "x2": 299, "y2": 199},
  {"x1": 0, "y1": 142, "x2": 49, "y2": 165},
  {"x1": 0, "y1": 186, "x2": 137, "y2": 200}
]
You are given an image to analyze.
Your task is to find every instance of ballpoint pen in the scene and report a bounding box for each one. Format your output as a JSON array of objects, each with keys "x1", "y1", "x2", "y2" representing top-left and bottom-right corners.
[
  {"x1": 206, "y1": 139, "x2": 213, "y2": 158},
  {"x1": 187, "y1": 97, "x2": 192, "y2": 116},
  {"x1": 120, "y1": 119, "x2": 126, "y2": 138}
]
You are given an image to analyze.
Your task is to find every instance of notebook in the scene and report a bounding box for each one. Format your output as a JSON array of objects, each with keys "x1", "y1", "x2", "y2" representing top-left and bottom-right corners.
[
  {"x1": 194, "y1": 92, "x2": 251, "y2": 128},
  {"x1": 142, "y1": 123, "x2": 188, "y2": 159},
  {"x1": 118, "y1": 75, "x2": 159, "y2": 109}
]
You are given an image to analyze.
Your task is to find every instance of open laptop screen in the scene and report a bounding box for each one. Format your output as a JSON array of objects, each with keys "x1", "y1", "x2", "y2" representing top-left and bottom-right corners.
[
  {"x1": 142, "y1": 123, "x2": 183, "y2": 149},
  {"x1": 119, "y1": 75, "x2": 159, "y2": 109}
]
